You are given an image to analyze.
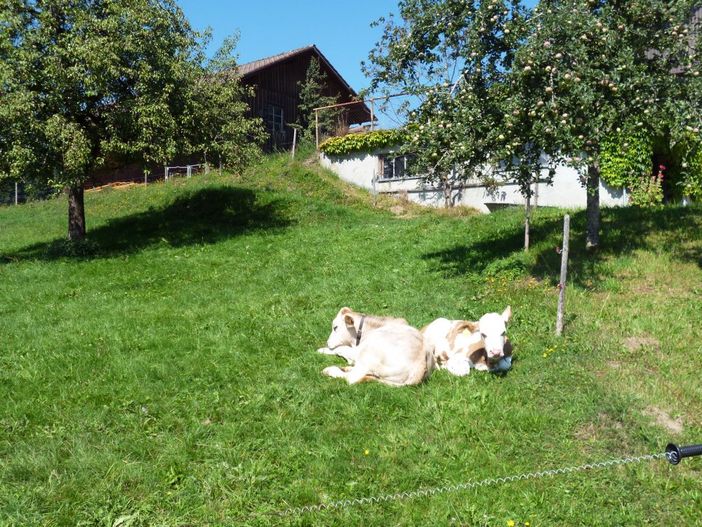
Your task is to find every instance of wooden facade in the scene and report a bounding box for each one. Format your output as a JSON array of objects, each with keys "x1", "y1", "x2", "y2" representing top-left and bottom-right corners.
[{"x1": 239, "y1": 45, "x2": 372, "y2": 150}]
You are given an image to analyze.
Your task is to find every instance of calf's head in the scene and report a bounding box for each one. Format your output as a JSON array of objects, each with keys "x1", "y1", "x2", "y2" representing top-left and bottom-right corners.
[
  {"x1": 326, "y1": 307, "x2": 358, "y2": 349},
  {"x1": 478, "y1": 306, "x2": 512, "y2": 363}
]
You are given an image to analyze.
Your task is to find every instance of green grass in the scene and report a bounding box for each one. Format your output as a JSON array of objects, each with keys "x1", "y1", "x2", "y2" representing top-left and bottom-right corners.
[{"x1": 1, "y1": 153, "x2": 701, "y2": 526}]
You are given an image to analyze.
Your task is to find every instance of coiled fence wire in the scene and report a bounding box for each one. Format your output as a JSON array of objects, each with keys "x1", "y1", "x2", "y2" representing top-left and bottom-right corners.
[{"x1": 276, "y1": 451, "x2": 670, "y2": 517}]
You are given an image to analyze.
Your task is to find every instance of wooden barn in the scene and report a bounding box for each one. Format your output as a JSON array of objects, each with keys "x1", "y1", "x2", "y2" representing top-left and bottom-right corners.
[{"x1": 238, "y1": 45, "x2": 373, "y2": 150}]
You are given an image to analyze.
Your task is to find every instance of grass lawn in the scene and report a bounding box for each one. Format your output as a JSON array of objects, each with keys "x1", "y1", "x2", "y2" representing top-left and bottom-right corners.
[{"x1": 1, "y1": 153, "x2": 701, "y2": 526}]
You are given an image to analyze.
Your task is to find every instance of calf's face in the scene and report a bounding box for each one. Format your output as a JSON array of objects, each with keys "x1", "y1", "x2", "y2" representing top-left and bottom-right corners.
[
  {"x1": 326, "y1": 307, "x2": 356, "y2": 349},
  {"x1": 478, "y1": 306, "x2": 512, "y2": 363}
]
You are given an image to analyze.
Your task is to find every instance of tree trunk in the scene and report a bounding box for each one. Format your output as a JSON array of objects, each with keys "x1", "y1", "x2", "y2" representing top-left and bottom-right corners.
[
  {"x1": 67, "y1": 184, "x2": 86, "y2": 241},
  {"x1": 442, "y1": 174, "x2": 452, "y2": 207},
  {"x1": 586, "y1": 162, "x2": 600, "y2": 250}
]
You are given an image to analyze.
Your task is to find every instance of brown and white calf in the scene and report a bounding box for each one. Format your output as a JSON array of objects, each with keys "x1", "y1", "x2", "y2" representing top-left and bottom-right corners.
[
  {"x1": 317, "y1": 307, "x2": 434, "y2": 387},
  {"x1": 421, "y1": 306, "x2": 513, "y2": 376}
]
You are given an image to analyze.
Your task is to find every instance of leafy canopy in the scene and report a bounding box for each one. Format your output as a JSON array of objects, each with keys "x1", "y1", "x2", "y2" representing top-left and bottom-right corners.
[
  {"x1": 365, "y1": 0, "x2": 702, "y2": 198},
  {"x1": 0, "y1": 0, "x2": 264, "y2": 187}
]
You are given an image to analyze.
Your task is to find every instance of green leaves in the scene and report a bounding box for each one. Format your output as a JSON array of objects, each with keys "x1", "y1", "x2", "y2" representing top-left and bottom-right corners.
[
  {"x1": 365, "y1": 0, "x2": 702, "y2": 202},
  {"x1": 44, "y1": 116, "x2": 92, "y2": 185},
  {"x1": 297, "y1": 57, "x2": 341, "y2": 142},
  {"x1": 0, "y1": 0, "x2": 264, "y2": 236},
  {"x1": 319, "y1": 129, "x2": 407, "y2": 156},
  {"x1": 601, "y1": 132, "x2": 654, "y2": 190}
]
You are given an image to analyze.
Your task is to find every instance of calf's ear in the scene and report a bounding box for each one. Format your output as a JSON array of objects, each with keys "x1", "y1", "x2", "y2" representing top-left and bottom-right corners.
[
  {"x1": 339, "y1": 307, "x2": 352, "y2": 315},
  {"x1": 502, "y1": 306, "x2": 512, "y2": 323},
  {"x1": 344, "y1": 314, "x2": 355, "y2": 328}
]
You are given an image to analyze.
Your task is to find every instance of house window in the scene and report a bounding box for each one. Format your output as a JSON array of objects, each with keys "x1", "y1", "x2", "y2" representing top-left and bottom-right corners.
[
  {"x1": 263, "y1": 104, "x2": 284, "y2": 133},
  {"x1": 381, "y1": 154, "x2": 415, "y2": 179}
]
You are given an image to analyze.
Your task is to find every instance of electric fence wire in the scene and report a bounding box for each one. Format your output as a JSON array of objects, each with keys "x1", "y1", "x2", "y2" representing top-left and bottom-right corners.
[{"x1": 276, "y1": 451, "x2": 670, "y2": 517}]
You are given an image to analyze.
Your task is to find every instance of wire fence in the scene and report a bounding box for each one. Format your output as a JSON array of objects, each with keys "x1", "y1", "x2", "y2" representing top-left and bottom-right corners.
[
  {"x1": 1, "y1": 163, "x2": 209, "y2": 206},
  {"x1": 0, "y1": 181, "x2": 22, "y2": 205},
  {"x1": 0, "y1": 180, "x2": 58, "y2": 206},
  {"x1": 266, "y1": 448, "x2": 687, "y2": 519},
  {"x1": 164, "y1": 163, "x2": 208, "y2": 181}
]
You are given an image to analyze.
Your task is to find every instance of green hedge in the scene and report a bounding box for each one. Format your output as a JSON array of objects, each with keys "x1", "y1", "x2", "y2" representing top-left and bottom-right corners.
[{"x1": 319, "y1": 129, "x2": 407, "y2": 156}]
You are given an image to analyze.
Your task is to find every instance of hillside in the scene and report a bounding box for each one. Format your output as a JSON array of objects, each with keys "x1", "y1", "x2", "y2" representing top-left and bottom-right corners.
[{"x1": 1, "y1": 153, "x2": 701, "y2": 526}]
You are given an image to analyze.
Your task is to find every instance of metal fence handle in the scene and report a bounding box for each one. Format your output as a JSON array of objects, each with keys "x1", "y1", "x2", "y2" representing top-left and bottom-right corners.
[{"x1": 666, "y1": 443, "x2": 702, "y2": 465}]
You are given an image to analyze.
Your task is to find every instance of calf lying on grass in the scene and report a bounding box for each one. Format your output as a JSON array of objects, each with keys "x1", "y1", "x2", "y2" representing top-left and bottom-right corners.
[
  {"x1": 422, "y1": 306, "x2": 513, "y2": 376},
  {"x1": 317, "y1": 307, "x2": 434, "y2": 387}
]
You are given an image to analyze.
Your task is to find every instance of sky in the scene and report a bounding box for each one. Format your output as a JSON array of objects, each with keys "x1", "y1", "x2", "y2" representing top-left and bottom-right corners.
[
  {"x1": 178, "y1": 0, "x2": 399, "y2": 95},
  {"x1": 177, "y1": 0, "x2": 538, "y2": 127}
]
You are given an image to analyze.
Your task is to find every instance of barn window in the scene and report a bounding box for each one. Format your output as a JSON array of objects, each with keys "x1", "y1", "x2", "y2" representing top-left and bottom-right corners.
[
  {"x1": 380, "y1": 154, "x2": 415, "y2": 179},
  {"x1": 263, "y1": 104, "x2": 284, "y2": 133}
]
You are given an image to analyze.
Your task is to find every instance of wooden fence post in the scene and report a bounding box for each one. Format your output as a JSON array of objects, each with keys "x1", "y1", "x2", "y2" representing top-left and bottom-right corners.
[
  {"x1": 291, "y1": 127, "x2": 297, "y2": 160},
  {"x1": 315, "y1": 110, "x2": 319, "y2": 151},
  {"x1": 14, "y1": 181, "x2": 19, "y2": 205},
  {"x1": 556, "y1": 214, "x2": 571, "y2": 336},
  {"x1": 524, "y1": 192, "x2": 531, "y2": 251}
]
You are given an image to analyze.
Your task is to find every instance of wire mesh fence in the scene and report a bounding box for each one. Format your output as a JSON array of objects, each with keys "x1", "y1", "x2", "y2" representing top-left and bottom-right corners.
[
  {"x1": 0, "y1": 180, "x2": 58, "y2": 206},
  {"x1": 164, "y1": 163, "x2": 208, "y2": 181},
  {"x1": 1, "y1": 163, "x2": 210, "y2": 207}
]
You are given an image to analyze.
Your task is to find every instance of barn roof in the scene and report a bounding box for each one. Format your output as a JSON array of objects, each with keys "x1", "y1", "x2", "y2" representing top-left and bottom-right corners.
[{"x1": 238, "y1": 45, "x2": 362, "y2": 101}]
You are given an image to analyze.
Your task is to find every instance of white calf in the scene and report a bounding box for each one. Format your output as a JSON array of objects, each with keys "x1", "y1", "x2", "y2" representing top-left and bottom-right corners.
[
  {"x1": 422, "y1": 306, "x2": 513, "y2": 376},
  {"x1": 317, "y1": 307, "x2": 434, "y2": 387}
]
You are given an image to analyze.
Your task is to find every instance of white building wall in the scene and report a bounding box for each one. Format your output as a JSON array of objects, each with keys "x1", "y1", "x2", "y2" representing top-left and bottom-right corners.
[
  {"x1": 320, "y1": 151, "x2": 629, "y2": 213},
  {"x1": 319, "y1": 151, "x2": 379, "y2": 189}
]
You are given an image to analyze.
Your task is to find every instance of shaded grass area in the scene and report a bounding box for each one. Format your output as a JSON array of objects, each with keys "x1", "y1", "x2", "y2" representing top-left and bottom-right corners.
[
  {"x1": 2, "y1": 186, "x2": 289, "y2": 261},
  {"x1": 1, "y1": 153, "x2": 701, "y2": 526},
  {"x1": 424, "y1": 205, "x2": 702, "y2": 288}
]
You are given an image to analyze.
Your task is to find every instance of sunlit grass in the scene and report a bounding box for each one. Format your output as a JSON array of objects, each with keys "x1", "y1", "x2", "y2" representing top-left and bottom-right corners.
[{"x1": 1, "y1": 153, "x2": 701, "y2": 526}]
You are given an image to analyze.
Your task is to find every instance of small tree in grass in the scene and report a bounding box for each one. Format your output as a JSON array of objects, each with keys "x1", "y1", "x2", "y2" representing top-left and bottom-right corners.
[
  {"x1": 297, "y1": 57, "x2": 341, "y2": 143},
  {"x1": 364, "y1": 1, "x2": 539, "y2": 222},
  {"x1": 498, "y1": 0, "x2": 702, "y2": 249},
  {"x1": 187, "y1": 33, "x2": 267, "y2": 173},
  {"x1": 0, "y1": 0, "x2": 264, "y2": 241}
]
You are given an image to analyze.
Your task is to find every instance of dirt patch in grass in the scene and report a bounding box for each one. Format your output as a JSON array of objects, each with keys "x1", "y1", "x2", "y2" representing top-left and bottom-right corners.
[
  {"x1": 574, "y1": 412, "x2": 625, "y2": 442},
  {"x1": 623, "y1": 335, "x2": 660, "y2": 351},
  {"x1": 389, "y1": 204, "x2": 407, "y2": 216},
  {"x1": 643, "y1": 406, "x2": 683, "y2": 435}
]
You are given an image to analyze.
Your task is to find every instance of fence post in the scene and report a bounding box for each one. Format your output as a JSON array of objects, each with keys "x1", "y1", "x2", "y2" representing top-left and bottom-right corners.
[
  {"x1": 315, "y1": 110, "x2": 319, "y2": 151},
  {"x1": 14, "y1": 181, "x2": 19, "y2": 205},
  {"x1": 556, "y1": 214, "x2": 571, "y2": 336},
  {"x1": 187, "y1": 165, "x2": 192, "y2": 178},
  {"x1": 524, "y1": 192, "x2": 531, "y2": 251},
  {"x1": 164, "y1": 165, "x2": 168, "y2": 182},
  {"x1": 291, "y1": 127, "x2": 297, "y2": 160}
]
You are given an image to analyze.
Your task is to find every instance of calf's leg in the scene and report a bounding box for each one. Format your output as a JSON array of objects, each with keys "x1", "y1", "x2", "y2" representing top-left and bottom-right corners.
[{"x1": 322, "y1": 365, "x2": 377, "y2": 384}]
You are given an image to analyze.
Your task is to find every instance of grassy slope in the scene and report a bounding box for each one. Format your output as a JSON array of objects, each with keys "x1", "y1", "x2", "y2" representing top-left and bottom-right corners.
[{"x1": 1, "y1": 154, "x2": 701, "y2": 526}]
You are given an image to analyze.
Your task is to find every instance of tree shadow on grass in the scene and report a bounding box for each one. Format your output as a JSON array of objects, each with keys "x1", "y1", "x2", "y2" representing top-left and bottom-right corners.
[
  {"x1": 1, "y1": 186, "x2": 291, "y2": 262},
  {"x1": 423, "y1": 206, "x2": 702, "y2": 288}
]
